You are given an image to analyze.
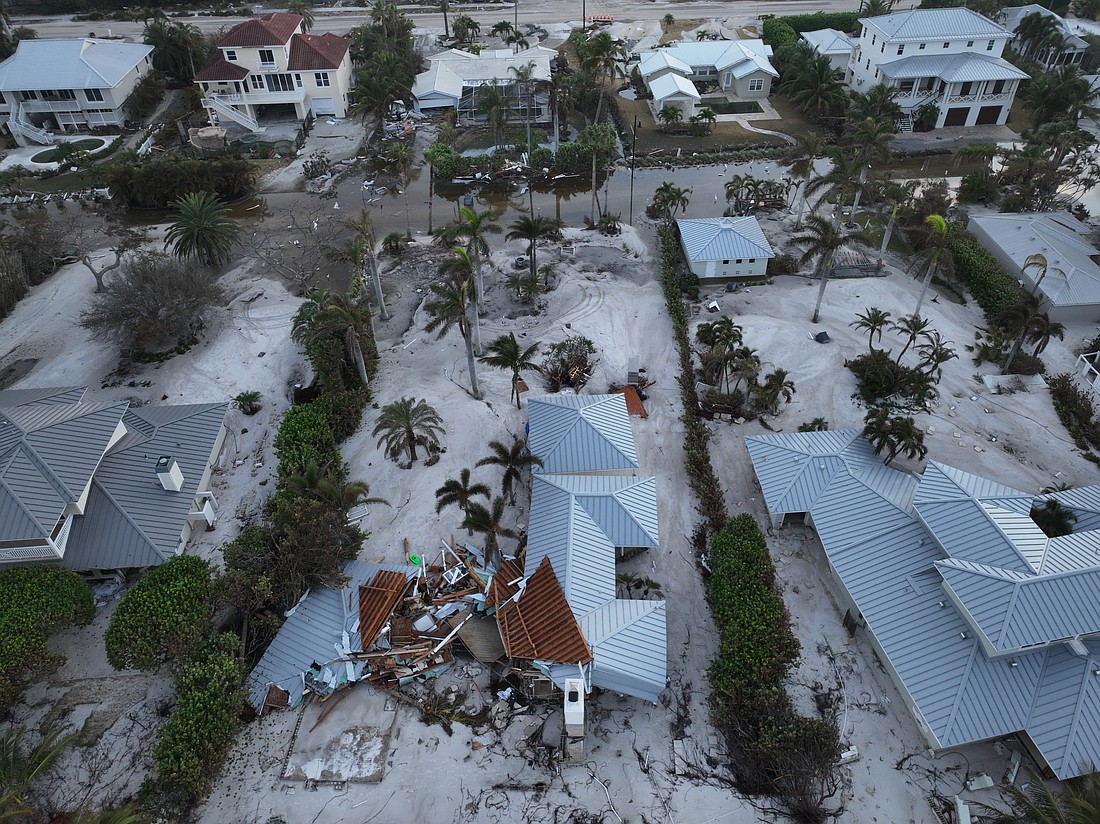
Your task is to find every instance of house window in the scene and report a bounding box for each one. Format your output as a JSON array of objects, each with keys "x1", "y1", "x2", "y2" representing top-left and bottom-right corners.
[
  {"x1": 84, "y1": 88, "x2": 103, "y2": 102},
  {"x1": 875, "y1": 68, "x2": 880, "y2": 79},
  {"x1": 748, "y1": 77, "x2": 764, "y2": 92},
  {"x1": 943, "y1": 42, "x2": 949, "y2": 48},
  {"x1": 872, "y1": 35, "x2": 876, "y2": 45},
  {"x1": 749, "y1": 258, "x2": 755, "y2": 263},
  {"x1": 251, "y1": 75, "x2": 264, "y2": 90},
  {"x1": 897, "y1": 44, "x2": 905, "y2": 55},
  {"x1": 899, "y1": 80, "x2": 915, "y2": 92},
  {"x1": 865, "y1": 59, "x2": 870, "y2": 70},
  {"x1": 258, "y1": 48, "x2": 275, "y2": 66},
  {"x1": 225, "y1": 49, "x2": 237, "y2": 61},
  {"x1": 966, "y1": 40, "x2": 974, "y2": 47},
  {"x1": 991, "y1": 79, "x2": 1006, "y2": 94},
  {"x1": 986, "y1": 39, "x2": 995, "y2": 51},
  {"x1": 723, "y1": 259, "x2": 730, "y2": 265},
  {"x1": 267, "y1": 73, "x2": 295, "y2": 92},
  {"x1": 919, "y1": 43, "x2": 926, "y2": 50},
  {"x1": 295, "y1": 74, "x2": 303, "y2": 88},
  {"x1": 960, "y1": 81, "x2": 973, "y2": 95},
  {"x1": 880, "y1": 43, "x2": 885, "y2": 53},
  {"x1": 315, "y1": 72, "x2": 331, "y2": 87}
]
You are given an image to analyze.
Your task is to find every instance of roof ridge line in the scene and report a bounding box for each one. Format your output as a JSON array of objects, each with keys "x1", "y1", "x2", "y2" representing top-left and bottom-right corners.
[
  {"x1": 86, "y1": 476, "x2": 167, "y2": 561},
  {"x1": 941, "y1": 641, "x2": 979, "y2": 743},
  {"x1": 0, "y1": 473, "x2": 51, "y2": 538}
]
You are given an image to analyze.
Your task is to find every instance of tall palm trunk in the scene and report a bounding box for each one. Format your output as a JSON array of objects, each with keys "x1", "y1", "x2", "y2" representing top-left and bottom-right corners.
[
  {"x1": 463, "y1": 311, "x2": 482, "y2": 399},
  {"x1": 879, "y1": 204, "x2": 897, "y2": 264},
  {"x1": 346, "y1": 327, "x2": 370, "y2": 387},
  {"x1": 590, "y1": 149, "x2": 598, "y2": 223},
  {"x1": 552, "y1": 96, "x2": 560, "y2": 154},
  {"x1": 811, "y1": 258, "x2": 832, "y2": 324},
  {"x1": 366, "y1": 247, "x2": 391, "y2": 321},
  {"x1": 914, "y1": 265, "x2": 937, "y2": 316},
  {"x1": 528, "y1": 238, "x2": 537, "y2": 279},
  {"x1": 795, "y1": 178, "x2": 809, "y2": 229},
  {"x1": 848, "y1": 165, "x2": 868, "y2": 223}
]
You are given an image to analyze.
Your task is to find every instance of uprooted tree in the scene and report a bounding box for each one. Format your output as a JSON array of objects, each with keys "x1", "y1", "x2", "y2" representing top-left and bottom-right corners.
[{"x1": 541, "y1": 335, "x2": 598, "y2": 391}]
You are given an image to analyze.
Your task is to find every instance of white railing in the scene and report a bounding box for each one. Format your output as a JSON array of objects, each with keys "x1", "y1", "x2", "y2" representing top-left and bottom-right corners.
[
  {"x1": 8, "y1": 101, "x2": 55, "y2": 145},
  {"x1": 895, "y1": 87, "x2": 937, "y2": 101},
  {"x1": 947, "y1": 93, "x2": 979, "y2": 103},
  {"x1": 1077, "y1": 352, "x2": 1100, "y2": 397},
  {"x1": 210, "y1": 88, "x2": 304, "y2": 105},
  {"x1": 202, "y1": 95, "x2": 264, "y2": 132}
]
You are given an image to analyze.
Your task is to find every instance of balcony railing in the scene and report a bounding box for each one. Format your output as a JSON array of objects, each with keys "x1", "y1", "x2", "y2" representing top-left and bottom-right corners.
[
  {"x1": 894, "y1": 87, "x2": 937, "y2": 101},
  {"x1": 208, "y1": 88, "x2": 305, "y2": 105}
]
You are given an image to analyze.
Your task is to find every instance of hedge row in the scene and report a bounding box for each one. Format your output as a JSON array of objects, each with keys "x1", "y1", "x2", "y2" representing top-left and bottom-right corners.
[
  {"x1": 948, "y1": 230, "x2": 1021, "y2": 322},
  {"x1": 657, "y1": 225, "x2": 729, "y2": 532},
  {"x1": 762, "y1": 12, "x2": 862, "y2": 49}
]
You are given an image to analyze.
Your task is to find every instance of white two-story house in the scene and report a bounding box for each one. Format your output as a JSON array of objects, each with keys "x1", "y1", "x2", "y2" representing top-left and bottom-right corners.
[
  {"x1": 848, "y1": 8, "x2": 1028, "y2": 130},
  {"x1": 0, "y1": 38, "x2": 154, "y2": 146},
  {"x1": 194, "y1": 12, "x2": 352, "y2": 132}
]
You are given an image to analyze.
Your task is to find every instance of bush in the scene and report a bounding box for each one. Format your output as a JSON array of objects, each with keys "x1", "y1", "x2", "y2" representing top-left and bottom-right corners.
[
  {"x1": 846, "y1": 349, "x2": 934, "y2": 409},
  {"x1": 107, "y1": 155, "x2": 256, "y2": 209},
  {"x1": 949, "y1": 229, "x2": 1022, "y2": 322},
  {"x1": 273, "y1": 402, "x2": 339, "y2": 481},
  {"x1": 0, "y1": 566, "x2": 93, "y2": 710},
  {"x1": 1049, "y1": 373, "x2": 1100, "y2": 452},
  {"x1": 125, "y1": 71, "x2": 166, "y2": 121},
  {"x1": 315, "y1": 387, "x2": 370, "y2": 442},
  {"x1": 105, "y1": 556, "x2": 214, "y2": 672},
  {"x1": 762, "y1": 12, "x2": 860, "y2": 48},
  {"x1": 768, "y1": 253, "x2": 799, "y2": 276},
  {"x1": 958, "y1": 169, "x2": 1000, "y2": 204},
  {"x1": 142, "y1": 633, "x2": 245, "y2": 816}
]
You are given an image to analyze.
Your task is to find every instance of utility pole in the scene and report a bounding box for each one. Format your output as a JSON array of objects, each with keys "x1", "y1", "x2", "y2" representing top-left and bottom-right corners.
[{"x1": 628, "y1": 116, "x2": 639, "y2": 225}]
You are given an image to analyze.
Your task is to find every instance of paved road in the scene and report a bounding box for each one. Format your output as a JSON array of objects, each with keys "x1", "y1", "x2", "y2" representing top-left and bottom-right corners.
[{"x1": 17, "y1": 0, "x2": 863, "y2": 40}]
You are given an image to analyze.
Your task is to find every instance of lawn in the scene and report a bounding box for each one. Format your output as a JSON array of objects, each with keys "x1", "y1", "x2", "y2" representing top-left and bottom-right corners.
[
  {"x1": 754, "y1": 95, "x2": 826, "y2": 141},
  {"x1": 614, "y1": 93, "x2": 787, "y2": 153}
]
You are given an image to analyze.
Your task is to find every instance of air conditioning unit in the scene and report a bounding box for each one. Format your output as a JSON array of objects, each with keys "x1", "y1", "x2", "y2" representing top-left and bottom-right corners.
[{"x1": 564, "y1": 678, "x2": 585, "y2": 738}]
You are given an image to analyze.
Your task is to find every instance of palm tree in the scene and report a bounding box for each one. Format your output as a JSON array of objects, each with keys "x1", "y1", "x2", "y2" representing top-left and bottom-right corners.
[
  {"x1": 915, "y1": 329, "x2": 957, "y2": 381},
  {"x1": 998, "y1": 296, "x2": 1062, "y2": 372},
  {"x1": 372, "y1": 397, "x2": 445, "y2": 463},
  {"x1": 583, "y1": 31, "x2": 626, "y2": 122},
  {"x1": 777, "y1": 45, "x2": 847, "y2": 122},
  {"x1": 463, "y1": 495, "x2": 519, "y2": 566},
  {"x1": 287, "y1": 460, "x2": 388, "y2": 509},
  {"x1": 753, "y1": 368, "x2": 796, "y2": 415},
  {"x1": 292, "y1": 290, "x2": 375, "y2": 387},
  {"x1": 1022, "y1": 252, "x2": 1065, "y2": 301},
  {"x1": 782, "y1": 133, "x2": 822, "y2": 229},
  {"x1": 859, "y1": 0, "x2": 894, "y2": 16},
  {"x1": 480, "y1": 332, "x2": 541, "y2": 408},
  {"x1": 436, "y1": 468, "x2": 491, "y2": 532},
  {"x1": 143, "y1": 19, "x2": 209, "y2": 80},
  {"x1": 490, "y1": 20, "x2": 515, "y2": 43},
  {"x1": 452, "y1": 13, "x2": 480, "y2": 43},
  {"x1": 287, "y1": 0, "x2": 315, "y2": 31},
  {"x1": 983, "y1": 769, "x2": 1100, "y2": 824},
  {"x1": 1021, "y1": 65, "x2": 1098, "y2": 125},
  {"x1": 696, "y1": 317, "x2": 744, "y2": 392},
  {"x1": 509, "y1": 61, "x2": 539, "y2": 157},
  {"x1": 0, "y1": 728, "x2": 72, "y2": 820},
  {"x1": 849, "y1": 84, "x2": 902, "y2": 123},
  {"x1": 506, "y1": 215, "x2": 562, "y2": 280},
  {"x1": 476, "y1": 83, "x2": 509, "y2": 150},
  {"x1": 908, "y1": 214, "x2": 954, "y2": 315},
  {"x1": 850, "y1": 307, "x2": 892, "y2": 352},
  {"x1": 1030, "y1": 499, "x2": 1078, "y2": 538},
  {"x1": 426, "y1": 248, "x2": 482, "y2": 397},
  {"x1": 862, "y1": 407, "x2": 927, "y2": 466},
  {"x1": 805, "y1": 146, "x2": 865, "y2": 224},
  {"x1": 652, "y1": 181, "x2": 690, "y2": 222},
  {"x1": 696, "y1": 106, "x2": 717, "y2": 132},
  {"x1": 1028, "y1": 312, "x2": 1065, "y2": 356},
  {"x1": 386, "y1": 142, "x2": 416, "y2": 240},
  {"x1": 579, "y1": 123, "x2": 617, "y2": 222},
  {"x1": 330, "y1": 209, "x2": 390, "y2": 321},
  {"x1": 657, "y1": 105, "x2": 683, "y2": 131},
  {"x1": 435, "y1": 205, "x2": 501, "y2": 308},
  {"x1": 164, "y1": 191, "x2": 240, "y2": 266},
  {"x1": 476, "y1": 437, "x2": 544, "y2": 504},
  {"x1": 892, "y1": 313, "x2": 931, "y2": 365},
  {"x1": 729, "y1": 346, "x2": 762, "y2": 393},
  {"x1": 790, "y1": 214, "x2": 870, "y2": 323}
]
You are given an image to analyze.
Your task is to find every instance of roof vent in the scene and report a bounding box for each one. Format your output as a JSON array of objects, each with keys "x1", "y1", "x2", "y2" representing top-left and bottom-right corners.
[
  {"x1": 155, "y1": 456, "x2": 184, "y2": 492},
  {"x1": 1008, "y1": 659, "x2": 1018, "y2": 668},
  {"x1": 960, "y1": 631, "x2": 969, "y2": 640},
  {"x1": 1067, "y1": 637, "x2": 1089, "y2": 658}
]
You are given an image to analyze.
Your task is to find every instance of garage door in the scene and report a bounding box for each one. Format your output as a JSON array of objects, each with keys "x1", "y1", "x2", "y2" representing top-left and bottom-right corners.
[
  {"x1": 943, "y1": 107, "x2": 969, "y2": 127},
  {"x1": 975, "y1": 105, "x2": 1002, "y2": 125},
  {"x1": 312, "y1": 97, "x2": 336, "y2": 116}
]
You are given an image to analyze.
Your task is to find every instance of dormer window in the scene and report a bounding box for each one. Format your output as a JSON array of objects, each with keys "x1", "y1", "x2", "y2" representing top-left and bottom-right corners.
[
  {"x1": 897, "y1": 44, "x2": 905, "y2": 55},
  {"x1": 258, "y1": 49, "x2": 275, "y2": 67},
  {"x1": 986, "y1": 40, "x2": 995, "y2": 51},
  {"x1": 225, "y1": 49, "x2": 237, "y2": 61},
  {"x1": 966, "y1": 40, "x2": 974, "y2": 47}
]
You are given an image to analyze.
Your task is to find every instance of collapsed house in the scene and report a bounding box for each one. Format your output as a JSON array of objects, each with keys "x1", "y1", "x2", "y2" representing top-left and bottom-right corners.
[{"x1": 246, "y1": 393, "x2": 668, "y2": 714}]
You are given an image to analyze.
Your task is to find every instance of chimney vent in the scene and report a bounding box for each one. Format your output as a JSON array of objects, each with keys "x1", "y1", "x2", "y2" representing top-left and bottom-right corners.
[{"x1": 155, "y1": 456, "x2": 184, "y2": 492}]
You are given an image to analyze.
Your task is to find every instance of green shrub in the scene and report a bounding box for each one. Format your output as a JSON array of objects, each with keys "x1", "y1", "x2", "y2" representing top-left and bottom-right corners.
[
  {"x1": 315, "y1": 387, "x2": 370, "y2": 442},
  {"x1": 142, "y1": 633, "x2": 245, "y2": 816},
  {"x1": 949, "y1": 229, "x2": 1022, "y2": 321},
  {"x1": 1049, "y1": 373, "x2": 1100, "y2": 452},
  {"x1": 107, "y1": 155, "x2": 256, "y2": 209},
  {"x1": 768, "y1": 253, "x2": 799, "y2": 276},
  {"x1": 0, "y1": 566, "x2": 93, "y2": 709},
  {"x1": 125, "y1": 71, "x2": 166, "y2": 121},
  {"x1": 762, "y1": 12, "x2": 860, "y2": 48},
  {"x1": 273, "y1": 402, "x2": 339, "y2": 481},
  {"x1": 105, "y1": 555, "x2": 214, "y2": 672}
]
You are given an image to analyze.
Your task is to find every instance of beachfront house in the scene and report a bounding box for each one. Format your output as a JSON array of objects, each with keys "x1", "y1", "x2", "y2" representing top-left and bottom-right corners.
[
  {"x1": 638, "y1": 39, "x2": 777, "y2": 121},
  {"x1": 968, "y1": 212, "x2": 1100, "y2": 324},
  {"x1": 412, "y1": 46, "x2": 555, "y2": 122},
  {"x1": 848, "y1": 8, "x2": 1028, "y2": 130},
  {"x1": 0, "y1": 38, "x2": 153, "y2": 146},
  {"x1": 0, "y1": 386, "x2": 228, "y2": 573},
  {"x1": 1002, "y1": 5, "x2": 1087, "y2": 70},
  {"x1": 193, "y1": 12, "x2": 352, "y2": 132},
  {"x1": 676, "y1": 216, "x2": 775, "y2": 282},
  {"x1": 747, "y1": 429, "x2": 1100, "y2": 784},
  {"x1": 800, "y1": 29, "x2": 856, "y2": 80}
]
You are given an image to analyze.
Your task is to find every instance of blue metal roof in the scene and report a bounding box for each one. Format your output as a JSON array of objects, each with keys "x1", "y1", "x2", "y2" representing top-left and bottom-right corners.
[
  {"x1": 676, "y1": 217, "x2": 775, "y2": 264},
  {"x1": 860, "y1": 8, "x2": 1011, "y2": 42},
  {"x1": 527, "y1": 394, "x2": 639, "y2": 474}
]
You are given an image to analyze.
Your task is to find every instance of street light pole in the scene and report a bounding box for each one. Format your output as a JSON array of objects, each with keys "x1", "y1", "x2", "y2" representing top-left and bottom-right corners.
[
  {"x1": 628, "y1": 116, "x2": 639, "y2": 225},
  {"x1": 582, "y1": 0, "x2": 586, "y2": 32},
  {"x1": 514, "y1": 0, "x2": 518, "y2": 32}
]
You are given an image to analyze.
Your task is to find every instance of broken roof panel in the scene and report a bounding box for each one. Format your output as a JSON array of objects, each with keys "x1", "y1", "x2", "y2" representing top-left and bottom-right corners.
[
  {"x1": 497, "y1": 557, "x2": 593, "y2": 664},
  {"x1": 358, "y1": 570, "x2": 414, "y2": 651},
  {"x1": 527, "y1": 394, "x2": 638, "y2": 474}
]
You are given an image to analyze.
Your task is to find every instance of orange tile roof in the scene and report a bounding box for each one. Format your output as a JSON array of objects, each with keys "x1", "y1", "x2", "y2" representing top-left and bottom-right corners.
[
  {"x1": 358, "y1": 570, "x2": 412, "y2": 650},
  {"x1": 613, "y1": 385, "x2": 648, "y2": 418},
  {"x1": 218, "y1": 12, "x2": 302, "y2": 47},
  {"x1": 485, "y1": 558, "x2": 523, "y2": 611},
  {"x1": 288, "y1": 33, "x2": 350, "y2": 71},
  {"x1": 497, "y1": 558, "x2": 593, "y2": 664},
  {"x1": 193, "y1": 56, "x2": 249, "y2": 82}
]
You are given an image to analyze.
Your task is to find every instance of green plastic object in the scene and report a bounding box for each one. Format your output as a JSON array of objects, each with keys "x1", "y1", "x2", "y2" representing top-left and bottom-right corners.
[{"x1": 409, "y1": 554, "x2": 421, "y2": 565}]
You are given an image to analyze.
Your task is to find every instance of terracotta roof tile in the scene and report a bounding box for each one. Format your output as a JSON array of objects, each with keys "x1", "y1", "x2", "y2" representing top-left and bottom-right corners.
[
  {"x1": 358, "y1": 570, "x2": 412, "y2": 650},
  {"x1": 218, "y1": 12, "x2": 302, "y2": 48},
  {"x1": 193, "y1": 56, "x2": 249, "y2": 82},
  {"x1": 497, "y1": 558, "x2": 593, "y2": 664},
  {"x1": 288, "y1": 33, "x2": 350, "y2": 71},
  {"x1": 485, "y1": 558, "x2": 523, "y2": 611}
]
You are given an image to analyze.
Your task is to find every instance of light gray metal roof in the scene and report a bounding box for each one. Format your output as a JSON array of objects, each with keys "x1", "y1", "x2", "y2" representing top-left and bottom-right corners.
[
  {"x1": 0, "y1": 387, "x2": 85, "y2": 407},
  {"x1": 747, "y1": 430, "x2": 1100, "y2": 779},
  {"x1": 581, "y1": 600, "x2": 667, "y2": 703},
  {"x1": 527, "y1": 394, "x2": 639, "y2": 474},
  {"x1": 800, "y1": 28, "x2": 856, "y2": 56},
  {"x1": 648, "y1": 72, "x2": 700, "y2": 102},
  {"x1": 246, "y1": 560, "x2": 419, "y2": 711},
  {"x1": 877, "y1": 53, "x2": 1028, "y2": 83},
  {"x1": 915, "y1": 499, "x2": 1035, "y2": 573},
  {"x1": 63, "y1": 402, "x2": 228, "y2": 570},
  {"x1": 676, "y1": 216, "x2": 776, "y2": 264},
  {"x1": 859, "y1": 8, "x2": 1011, "y2": 42},
  {"x1": 638, "y1": 50, "x2": 692, "y2": 78},
  {"x1": 0, "y1": 39, "x2": 153, "y2": 91}
]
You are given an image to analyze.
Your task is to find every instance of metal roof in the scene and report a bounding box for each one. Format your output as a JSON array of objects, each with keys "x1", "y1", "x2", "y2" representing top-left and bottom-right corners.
[
  {"x1": 859, "y1": 8, "x2": 1011, "y2": 42},
  {"x1": 0, "y1": 39, "x2": 153, "y2": 91},
  {"x1": 877, "y1": 53, "x2": 1028, "y2": 83},
  {"x1": 747, "y1": 430, "x2": 1100, "y2": 779},
  {"x1": 969, "y1": 213, "x2": 1100, "y2": 309},
  {"x1": 498, "y1": 557, "x2": 594, "y2": 664},
  {"x1": 644, "y1": 39, "x2": 776, "y2": 76},
  {"x1": 245, "y1": 560, "x2": 419, "y2": 711},
  {"x1": 800, "y1": 28, "x2": 856, "y2": 56},
  {"x1": 1003, "y1": 5, "x2": 1088, "y2": 49},
  {"x1": 676, "y1": 216, "x2": 776, "y2": 264},
  {"x1": 0, "y1": 387, "x2": 85, "y2": 407},
  {"x1": 648, "y1": 72, "x2": 700, "y2": 101},
  {"x1": 639, "y1": 50, "x2": 692, "y2": 77},
  {"x1": 581, "y1": 600, "x2": 667, "y2": 703},
  {"x1": 527, "y1": 394, "x2": 639, "y2": 474},
  {"x1": 62, "y1": 402, "x2": 228, "y2": 570},
  {"x1": 358, "y1": 570, "x2": 414, "y2": 650}
]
